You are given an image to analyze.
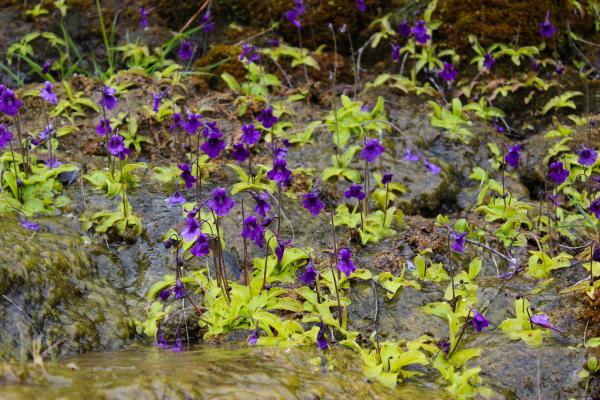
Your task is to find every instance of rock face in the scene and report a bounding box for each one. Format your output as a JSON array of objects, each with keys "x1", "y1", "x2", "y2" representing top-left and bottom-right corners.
[{"x1": 0, "y1": 216, "x2": 134, "y2": 360}]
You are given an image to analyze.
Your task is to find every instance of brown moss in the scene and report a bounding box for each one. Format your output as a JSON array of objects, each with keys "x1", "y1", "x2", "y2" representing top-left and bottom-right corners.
[
  {"x1": 194, "y1": 44, "x2": 248, "y2": 90},
  {"x1": 437, "y1": 0, "x2": 598, "y2": 52}
]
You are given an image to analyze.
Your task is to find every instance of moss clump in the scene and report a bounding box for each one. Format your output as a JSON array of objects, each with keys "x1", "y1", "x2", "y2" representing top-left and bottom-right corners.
[{"x1": 437, "y1": 0, "x2": 597, "y2": 51}]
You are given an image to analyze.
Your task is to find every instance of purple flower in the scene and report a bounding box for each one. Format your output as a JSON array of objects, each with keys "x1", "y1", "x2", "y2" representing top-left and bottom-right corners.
[
  {"x1": 190, "y1": 233, "x2": 210, "y2": 257},
  {"x1": 381, "y1": 173, "x2": 393, "y2": 185},
  {"x1": 38, "y1": 124, "x2": 53, "y2": 141},
  {"x1": 241, "y1": 124, "x2": 261, "y2": 145},
  {"x1": 267, "y1": 158, "x2": 292, "y2": 183},
  {"x1": 593, "y1": 242, "x2": 600, "y2": 262},
  {"x1": 99, "y1": 86, "x2": 117, "y2": 111},
  {"x1": 424, "y1": 159, "x2": 441, "y2": 175},
  {"x1": 411, "y1": 20, "x2": 430, "y2": 45},
  {"x1": 483, "y1": 53, "x2": 495, "y2": 71},
  {"x1": 231, "y1": 143, "x2": 250, "y2": 163},
  {"x1": 391, "y1": 43, "x2": 401, "y2": 62},
  {"x1": 178, "y1": 163, "x2": 197, "y2": 189},
  {"x1": 247, "y1": 330, "x2": 259, "y2": 345},
  {"x1": 199, "y1": 11, "x2": 215, "y2": 33},
  {"x1": 96, "y1": 118, "x2": 112, "y2": 136},
  {"x1": 547, "y1": 193, "x2": 560, "y2": 207},
  {"x1": 208, "y1": 187, "x2": 235, "y2": 216},
  {"x1": 201, "y1": 121, "x2": 222, "y2": 139},
  {"x1": 239, "y1": 43, "x2": 260, "y2": 64},
  {"x1": 139, "y1": 7, "x2": 151, "y2": 29},
  {"x1": 317, "y1": 323, "x2": 328, "y2": 350},
  {"x1": 355, "y1": 0, "x2": 366, "y2": 12},
  {"x1": 156, "y1": 331, "x2": 169, "y2": 348},
  {"x1": 20, "y1": 216, "x2": 40, "y2": 232},
  {"x1": 530, "y1": 314, "x2": 562, "y2": 332},
  {"x1": 337, "y1": 247, "x2": 356, "y2": 277},
  {"x1": 299, "y1": 259, "x2": 317, "y2": 285},
  {"x1": 41, "y1": 59, "x2": 53, "y2": 74},
  {"x1": 40, "y1": 81, "x2": 57, "y2": 105},
  {"x1": 174, "y1": 278, "x2": 186, "y2": 299},
  {"x1": 178, "y1": 40, "x2": 194, "y2": 61},
  {"x1": 171, "y1": 337, "x2": 183, "y2": 352},
  {"x1": 152, "y1": 92, "x2": 165, "y2": 113},
  {"x1": 505, "y1": 144, "x2": 521, "y2": 168},
  {"x1": 275, "y1": 238, "x2": 291, "y2": 264},
  {"x1": 578, "y1": 147, "x2": 597, "y2": 167},
  {"x1": 257, "y1": 108, "x2": 277, "y2": 129},
  {"x1": 107, "y1": 135, "x2": 125, "y2": 156},
  {"x1": 167, "y1": 184, "x2": 186, "y2": 206},
  {"x1": 285, "y1": 9, "x2": 302, "y2": 28},
  {"x1": 184, "y1": 112, "x2": 203, "y2": 135},
  {"x1": 555, "y1": 62, "x2": 565, "y2": 76},
  {"x1": 398, "y1": 18, "x2": 411, "y2": 37},
  {"x1": 438, "y1": 62, "x2": 458, "y2": 84},
  {"x1": 471, "y1": 310, "x2": 489, "y2": 332},
  {"x1": 0, "y1": 124, "x2": 14, "y2": 151},
  {"x1": 548, "y1": 161, "x2": 569, "y2": 185},
  {"x1": 539, "y1": 11, "x2": 556, "y2": 39},
  {"x1": 0, "y1": 88, "x2": 23, "y2": 116},
  {"x1": 493, "y1": 122, "x2": 506, "y2": 133},
  {"x1": 181, "y1": 214, "x2": 202, "y2": 242},
  {"x1": 303, "y1": 192, "x2": 325, "y2": 216},
  {"x1": 360, "y1": 138, "x2": 385, "y2": 163},
  {"x1": 253, "y1": 191, "x2": 271, "y2": 217},
  {"x1": 452, "y1": 231, "x2": 467, "y2": 253},
  {"x1": 591, "y1": 198, "x2": 600, "y2": 219},
  {"x1": 241, "y1": 215, "x2": 265, "y2": 247},
  {"x1": 531, "y1": 58, "x2": 541, "y2": 73},
  {"x1": 404, "y1": 147, "x2": 421, "y2": 162},
  {"x1": 344, "y1": 184, "x2": 365, "y2": 201},
  {"x1": 201, "y1": 137, "x2": 226, "y2": 159}
]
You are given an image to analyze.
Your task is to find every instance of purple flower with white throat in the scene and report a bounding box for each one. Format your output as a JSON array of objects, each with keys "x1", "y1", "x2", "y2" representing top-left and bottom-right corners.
[
  {"x1": 337, "y1": 247, "x2": 356, "y2": 277},
  {"x1": 40, "y1": 81, "x2": 57, "y2": 105},
  {"x1": 344, "y1": 184, "x2": 365, "y2": 201},
  {"x1": 267, "y1": 158, "x2": 292, "y2": 184},
  {"x1": 257, "y1": 108, "x2": 277, "y2": 129},
  {"x1": 181, "y1": 213, "x2": 202, "y2": 242},
  {"x1": 108, "y1": 135, "x2": 125, "y2": 156},
  {"x1": 99, "y1": 86, "x2": 117, "y2": 110},
  {"x1": 548, "y1": 161, "x2": 569, "y2": 185},
  {"x1": 411, "y1": 20, "x2": 430, "y2": 45},
  {"x1": 471, "y1": 309, "x2": 489, "y2": 332},
  {"x1": 303, "y1": 192, "x2": 325, "y2": 216},
  {"x1": 578, "y1": 147, "x2": 597, "y2": 167},
  {"x1": 360, "y1": 138, "x2": 385, "y2": 163},
  {"x1": 505, "y1": 144, "x2": 521, "y2": 168},
  {"x1": 438, "y1": 62, "x2": 458, "y2": 84},
  {"x1": 539, "y1": 11, "x2": 556, "y2": 39},
  {"x1": 208, "y1": 187, "x2": 235, "y2": 216},
  {"x1": 241, "y1": 124, "x2": 261, "y2": 145},
  {"x1": 178, "y1": 163, "x2": 197, "y2": 189},
  {"x1": 201, "y1": 121, "x2": 222, "y2": 139},
  {"x1": 178, "y1": 40, "x2": 194, "y2": 61},
  {"x1": 241, "y1": 215, "x2": 265, "y2": 247}
]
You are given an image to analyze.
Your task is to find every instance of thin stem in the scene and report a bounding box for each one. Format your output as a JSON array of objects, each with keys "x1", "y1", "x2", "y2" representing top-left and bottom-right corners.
[{"x1": 330, "y1": 255, "x2": 343, "y2": 328}]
